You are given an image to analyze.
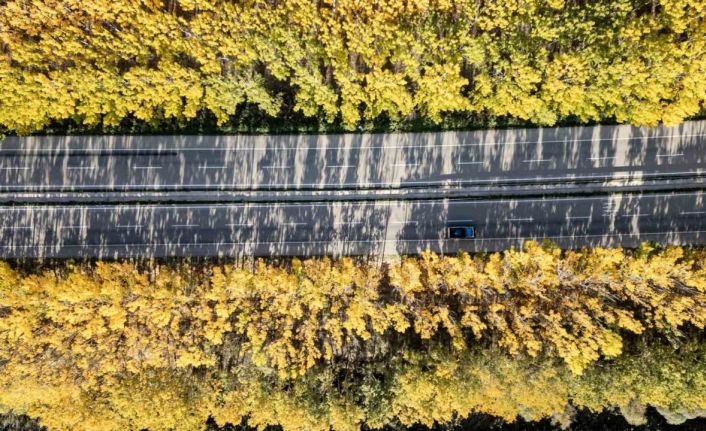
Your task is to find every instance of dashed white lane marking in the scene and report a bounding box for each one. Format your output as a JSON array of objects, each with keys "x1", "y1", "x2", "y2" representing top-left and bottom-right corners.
[
  {"x1": 680, "y1": 211, "x2": 706, "y2": 215},
  {"x1": 261, "y1": 165, "x2": 292, "y2": 169},
  {"x1": 116, "y1": 224, "x2": 142, "y2": 228},
  {"x1": 172, "y1": 224, "x2": 199, "y2": 228},
  {"x1": 457, "y1": 161, "x2": 483, "y2": 165},
  {"x1": 657, "y1": 153, "x2": 684, "y2": 157},
  {"x1": 326, "y1": 165, "x2": 356, "y2": 168},
  {"x1": 0, "y1": 167, "x2": 30, "y2": 170},
  {"x1": 508, "y1": 217, "x2": 534, "y2": 222},
  {"x1": 60, "y1": 225, "x2": 88, "y2": 229},
  {"x1": 522, "y1": 159, "x2": 552, "y2": 163},
  {"x1": 589, "y1": 156, "x2": 617, "y2": 160},
  {"x1": 133, "y1": 166, "x2": 162, "y2": 169},
  {"x1": 567, "y1": 216, "x2": 592, "y2": 219}
]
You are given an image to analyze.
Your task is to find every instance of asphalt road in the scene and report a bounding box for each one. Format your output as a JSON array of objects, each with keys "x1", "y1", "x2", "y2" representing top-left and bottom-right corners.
[
  {"x1": 1, "y1": 121, "x2": 704, "y2": 193},
  {"x1": 2, "y1": 121, "x2": 705, "y2": 258},
  {"x1": 1, "y1": 191, "x2": 704, "y2": 258}
]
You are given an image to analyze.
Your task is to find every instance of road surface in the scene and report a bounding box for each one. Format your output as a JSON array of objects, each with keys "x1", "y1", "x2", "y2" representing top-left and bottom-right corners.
[
  {"x1": 1, "y1": 191, "x2": 704, "y2": 258},
  {"x1": 1, "y1": 121, "x2": 705, "y2": 258},
  {"x1": 1, "y1": 121, "x2": 704, "y2": 193}
]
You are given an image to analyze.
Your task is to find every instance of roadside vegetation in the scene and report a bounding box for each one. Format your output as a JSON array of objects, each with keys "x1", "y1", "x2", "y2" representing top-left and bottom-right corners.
[
  {"x1": 1, "y1": 242, "x2": 705, "y2": 430},
  {"x1": 1, "y1": 0, "x2": 705, "y2": 135},
  {"x1": 2, "y1": 1, "x2": 706, "y2": 430}
]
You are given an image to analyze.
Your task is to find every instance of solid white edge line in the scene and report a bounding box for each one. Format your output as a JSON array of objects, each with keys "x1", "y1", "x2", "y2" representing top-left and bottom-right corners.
[
  {"x1": 5, "y1": 230, "x2": 706, "y2": 249},
  {"x1": 4, "y1": 130, "x2": 706, "y2": 152}
]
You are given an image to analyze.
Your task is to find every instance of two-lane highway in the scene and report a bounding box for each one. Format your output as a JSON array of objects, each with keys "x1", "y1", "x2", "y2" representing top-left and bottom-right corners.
[
  {"x1": 1, "y1": 192, "x2": 705, "y2": 258},
  {"x1": 1, "y1": 121, "x2": 704, "y2": 194}
]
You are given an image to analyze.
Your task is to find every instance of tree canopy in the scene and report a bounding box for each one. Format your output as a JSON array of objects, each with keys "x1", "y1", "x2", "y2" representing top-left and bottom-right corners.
[
  {"x1": 1, "y1": 242, "x2": 705, "y2": 430},
  {"x1": 1, "y1": 0, "x2": 705, "y2": 134}
]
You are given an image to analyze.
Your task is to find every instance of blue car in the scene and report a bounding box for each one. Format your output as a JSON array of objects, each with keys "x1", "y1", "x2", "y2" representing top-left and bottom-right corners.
[{"x1": 447, "y1": 226, "x2": 475, "y2": 239}]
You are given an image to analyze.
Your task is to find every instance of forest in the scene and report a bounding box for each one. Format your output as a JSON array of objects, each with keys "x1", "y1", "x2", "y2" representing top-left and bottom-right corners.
[
  {"x1": 0, "y1": 0, "x2": 705, "y2": 134},
  {"x1": 1, "y1": 242, "x2": 705, "y2": 430},
  {"x1": 2, "y1": 1, "x2": 706, "y2": 430}
]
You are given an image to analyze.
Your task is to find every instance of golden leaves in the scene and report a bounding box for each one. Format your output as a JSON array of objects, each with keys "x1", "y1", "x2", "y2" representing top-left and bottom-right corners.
[
  {"x1": 1, "y1": 0, "x2": 705, "y2": 132},
  {"x1": 0, "y1": 288, "x2": 705, "y2": 431},
  {"x1": 1, "y1": 242, "x2": 703, "y2": 389}
]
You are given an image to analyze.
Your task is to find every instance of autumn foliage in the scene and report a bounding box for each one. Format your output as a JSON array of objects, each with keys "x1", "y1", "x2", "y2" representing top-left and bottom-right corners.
[
  {"x1": 1, "y1": 242, "x2": 705, "y2": 430},
  {"x1": 1, "y1": 0, "x2": 705, "y2": 133}
]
